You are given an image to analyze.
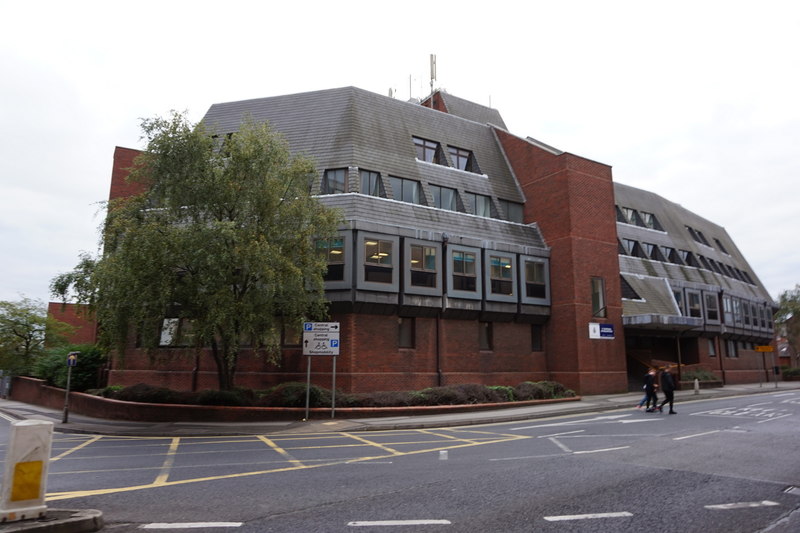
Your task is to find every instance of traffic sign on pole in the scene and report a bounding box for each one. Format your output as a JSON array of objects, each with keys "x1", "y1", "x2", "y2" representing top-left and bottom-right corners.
[{"x1": 303, "y1": 322, "x2": 340, "y2": 356}]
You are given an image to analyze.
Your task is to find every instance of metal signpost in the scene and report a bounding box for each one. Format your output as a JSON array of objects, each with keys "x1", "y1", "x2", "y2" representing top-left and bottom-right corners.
[
  {"x1": 302, "y1": 322, "x2": 340, "y2": 420},
  {"x1": 755, "y1": 345, "x2": 777, "y2": 388},
  {"x1": 62, "y1": 352, "x2": 79, "y2": 423}
]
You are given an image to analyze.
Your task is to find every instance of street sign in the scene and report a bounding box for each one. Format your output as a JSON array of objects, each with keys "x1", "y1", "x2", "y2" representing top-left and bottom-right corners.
[
  {"x1": 303, "y1": 322, "x2": 340, "y2": 355},
  {"x1": 588, "y1": 323, "x2": 615, "y2": 339},
  {"x1": 755, "y1": 345, "x2": 774, "y2": 352},
  {"x1": 66, "y1": 352, "x2": 78, "y2": 367}
]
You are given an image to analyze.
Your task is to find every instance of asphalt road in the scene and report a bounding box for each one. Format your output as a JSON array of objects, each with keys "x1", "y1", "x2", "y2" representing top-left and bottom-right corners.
[{"x1": 2, "y1": 391, "x2": 800, "y2": 532}]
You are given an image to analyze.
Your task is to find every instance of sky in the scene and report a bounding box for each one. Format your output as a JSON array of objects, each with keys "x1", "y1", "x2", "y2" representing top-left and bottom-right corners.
[{"x1": 1, "y1": 0, "x2": 799, "y2": 307}]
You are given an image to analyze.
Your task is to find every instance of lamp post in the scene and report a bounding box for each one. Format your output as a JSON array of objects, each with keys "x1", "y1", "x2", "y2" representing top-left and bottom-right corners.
[{"x1": 62, "y1": 352, "x2": 79, "y2": 423}]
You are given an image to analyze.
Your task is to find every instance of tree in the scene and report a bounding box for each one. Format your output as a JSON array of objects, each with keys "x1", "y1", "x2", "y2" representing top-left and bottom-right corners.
[
  {"x1": 0, "y1": 297, "x2": 74, "y2": 375},
  {"x1": 775, "y1": 284, "x2": 800, "y2": 366},
  {"x1": 52, "y1": 112, "x2": 341, "y2": 390}
]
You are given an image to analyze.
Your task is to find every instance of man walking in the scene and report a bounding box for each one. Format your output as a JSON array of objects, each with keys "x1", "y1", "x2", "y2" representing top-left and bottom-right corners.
[{"x1": 659, "y1": 365, "x2": 677, "y2": 414}]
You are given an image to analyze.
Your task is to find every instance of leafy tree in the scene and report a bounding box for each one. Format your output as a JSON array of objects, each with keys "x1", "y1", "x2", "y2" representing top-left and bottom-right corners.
[
  {"x1": 0, "y1": 297, "x2": 74, "y2": 375},
  {"x1": 52, "y1": 112, "x2": 340, "y2": 390},
  {"x1": 775, "y1": 284, "x2": 800, "y2": 365}
]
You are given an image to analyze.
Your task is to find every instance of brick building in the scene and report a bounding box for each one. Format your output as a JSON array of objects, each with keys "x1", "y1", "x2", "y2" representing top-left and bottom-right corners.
[{"x1": 80, "y1": 86, "x2": 773, "y2": 395}]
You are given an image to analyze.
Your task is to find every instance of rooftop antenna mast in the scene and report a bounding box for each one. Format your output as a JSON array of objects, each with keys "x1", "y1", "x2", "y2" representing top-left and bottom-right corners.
[{"x1": 429, "y1": 54, "x2": 437, "y2": 108}]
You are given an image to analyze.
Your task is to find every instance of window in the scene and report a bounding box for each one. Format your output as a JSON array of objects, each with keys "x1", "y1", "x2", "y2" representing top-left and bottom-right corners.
[
  {"x1": 531, "y1": 324, "x2": 544, "y2": 352},
  {"x1": 410, "y1": 244, "x2": 437, "y2": 288},
  {"x1": 464, "y1": 192, "x2": 492, "y2": 217},
  {"x1": 479, "y1": 321, "x2": 493, "y2": 351},
  {"x1": 399, "y1": 317, "x2": 415, "y2": 348},
  {"x1": 663, "y1": 247, "x2": 683, "y2": 264},
  {"x1": 640, "y1": 211, "x2": 662, "y2": 230},
  {"x1": 413, "y1": 136, "x2": 445, "y2": 164},
  {"x1": 321, "y1": 168, "x2": 347, "y2": 194},
  {"x1": 714, "y1": 238, "x2": 729, "y2": 255},
  {"x1": 430, "y1": 184, "x2": 458, "y2": 211},
  {"x1": 705, "y1": 293, "x2": 719, "y2": 321},
  {"x1": 686, "y1": 226, "x2": 711, "y2": 246},
  {"x1": 360, "y1": 169, "x2": 385, "y2": 197},
  {"x1": 621, "y1": 276, "x2": 641, "y2": 300},
  {"x1": 743, "y1": 301, "x2": 751, "y2": 326},
  {"x1": 673, "y1": 290, "x2": 684, "y2": 315},
  {"x1": 316, "y1": 237, "x2": 345, "y2": 281},
  {"x1": 525, "y1": 260, "x2": 546, "y2": 298},
  {"x1": 390, "y1": 176, "x2": 423, "y2": 204},
  {"x1": 733, "y1": 299, "x2": 743, "y2": 325},
  {"x1": 687, "y1": 291, "x2": 702, "y2": 318},
  {"x1": 159, "y1": 318, "x2": 195, "y2": 347},
  {"x1": 708, "y1": 338, "x2": 717, "y2": 357},
  {"x1": 448, "y1": 145, "x2": 480, "y2": 173},
  {"x1": 364, "y1": 238, "x2": 393, "y2": 283},
  {"x1": 499, "y1": 200, "x2": 524, "y2": 223},
  {"x1": 452, "y1": 250, "x2": 477, "y2": 291},
  {"x1": 282, "y1": 323, "x2": 302, "y2": 347},
  {"x1": 620, "y1": 207, "x2": 640, "y2": 225},
  {"x1": 726, "y1": 339, "x2": 738, "y2": 358},
  {"x1": 723, "y1": 295, "x2": 733, "y2": 324},
  {"x1": 591, "y1": 277, "x2": 607, "y2": 318},
  {"x1": 490, "y1": 255, "x2": 513, "y2": 295}
]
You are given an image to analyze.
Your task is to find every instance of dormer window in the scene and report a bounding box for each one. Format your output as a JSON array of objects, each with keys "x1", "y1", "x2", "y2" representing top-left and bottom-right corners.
[
  {"x1": 448, "y1": 145, "x2": 480, "y2": 173},
  {"x1": 413, "y1": 136, "x2": 445, "y2": 165},
  {"x1": 321, "y1": 168, "x2": 347, "y2": 194}
]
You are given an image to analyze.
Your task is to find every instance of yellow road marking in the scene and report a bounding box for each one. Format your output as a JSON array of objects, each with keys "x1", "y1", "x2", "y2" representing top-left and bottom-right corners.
[
  {"x1": 51, "y1": 436, "x2": 102, "y2": 462},
  {"x1": 256, "y1": 436, "x2": 304, "y2": 467},
  {"x1": 154, "y1": 438, "x2": 180, "y2": 485},
  {"x1": 340, "y1": 433, "x2": 402, "y2": 455}
]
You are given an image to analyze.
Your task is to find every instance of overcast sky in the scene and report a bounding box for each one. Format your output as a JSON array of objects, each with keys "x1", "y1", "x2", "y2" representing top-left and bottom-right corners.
[{"x1": 2, "y1": 0, "x2": 798, "y2": 307}]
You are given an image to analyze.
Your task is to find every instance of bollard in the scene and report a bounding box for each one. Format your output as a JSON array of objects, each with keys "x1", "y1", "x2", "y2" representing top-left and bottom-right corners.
[
  {"x1": 0, "y1": 420, "x2": 54, "y2": 522},
  {"x1": 439, "y1": 450, "x2": 448, "y2": 460},
  {"x1": 694, "y1": 378, "x2": 700, "y2": 395}
]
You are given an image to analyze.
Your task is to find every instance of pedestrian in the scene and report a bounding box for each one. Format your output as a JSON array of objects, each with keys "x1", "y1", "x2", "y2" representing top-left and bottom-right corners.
[
  {"x1": 658, "y1": 365, "x2": 677, "y2": 414},
  {"x1": 642, "y1": 368, "x2": 659, "y2": 412}
]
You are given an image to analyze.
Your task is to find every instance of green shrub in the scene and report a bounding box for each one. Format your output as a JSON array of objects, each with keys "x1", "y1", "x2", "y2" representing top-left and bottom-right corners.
[
  {"x1": 195, "y1": 389, "x2": 252, "y2": 406},
  {"x1": 257, "y1": 382, "x2": 331, "y2": 408},
  {"x1": 489, "y1": 385, "x2": 515, "y2": 402},
  {"x1": 781, "y1": 366, "x2": 800, "y2": 378},
  {"x1": 32, "y1": 344, "x2": 107, "y2": 392},
  {"x1": 111, "y1": 383, "x2": 193, "y2": 404},
  {"x1": 682, "y1": 368, "x2": 719, "y2": 381}
]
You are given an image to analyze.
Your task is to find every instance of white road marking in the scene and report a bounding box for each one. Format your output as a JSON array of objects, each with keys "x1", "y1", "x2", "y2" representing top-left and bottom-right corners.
[
  {"x1": 544, "y1": 512, "x2": 633, "y2": 521},
  {"x1": 704, "y1": 501, "x2": 779, "y2": 510},
  {"x1": 757, "y1": 413, "x2": 792, "y2": 423},
  {"x1": 538, "y1": 430, "x2": 585, "y2": 438},
  {"x1": 548, "y1": 437, "x2": 572, "y2": 453},
  {"x1": 348, "y1": 520, "x2": 451, "y2": 526},
  {"x1": 573, "y1": 446, "x2": 630, "y2": 454},
  {"x1": 512, "y1": 414, "x2": 631, "y2": 430},
  {"x1": 140, "y1": 523, "x2": 243, "y2": 529},
  {"x1": 674, "y1": 430, "x2": 721, "y2": 441}
]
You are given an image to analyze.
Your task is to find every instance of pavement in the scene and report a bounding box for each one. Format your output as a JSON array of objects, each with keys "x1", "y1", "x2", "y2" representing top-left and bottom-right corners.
[{"x1": 0, "y1": 379, "x2": 798, "y2": 531}]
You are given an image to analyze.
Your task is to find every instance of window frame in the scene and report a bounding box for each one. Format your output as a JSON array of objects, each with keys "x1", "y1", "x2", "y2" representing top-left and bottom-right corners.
[
  {"x1": 464, "y1": 192, "x2": 492, "y2": 217},
  {"x1": 359, "y1": 169, "x2": 386, "y2": 198},
  {"x1": 404, "y1": 239, "x2": 442, "y2": 296},
  {"x1": 413, "y1": 136, "x2": 445, "y2": 165},
  {"x1": 520, "y1": 256, "x2": 550, "y2": 305},
  {"x1": 357, "y1": 233, "x2": 399, "y2": 292},
  {"x1": 485, "y1": 251, "x2": 516, "y2": 303},
  {"x1": 591, "y1": 277, "x2": 607, "y2": 318},
  {"x1": 430, "y1": 184, "x2": 458, "y2": 211},
  {"x1": 321, "y1": 168, "x2": 347, "y2": 194},
  {"x1": 390, "y1": 176, "x2": 424, "y2": 205},
  {"x1": 398, "y1": 317, "x2": 416, "y2": 349},
  {"x1": 447, "y1": 244, "x2": 482, "y2": 300}
]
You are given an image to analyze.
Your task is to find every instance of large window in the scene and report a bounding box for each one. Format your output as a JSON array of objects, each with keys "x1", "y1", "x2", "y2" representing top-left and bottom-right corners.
[
  {"x1": 448, "y1": 145, "x2": 480, "y2": 173},
  {"x1": 687, "y1": 290, "x2": 702, "y2": 318},
  {"x1": 525, "y1": 260, "x2": 546, "y2": 299},
  {"x1": 364, "y1": 238, "x2": 393, "y2": 283},
  {"x1": 591, "y1": 277, "x2": 607, "y2": 318},
  {"x1": 452, "y1": 250, "x2": 477, "y2": 291},
  {"x1": 413, "y1": 136, "x2": 445, "y2": 164},
  {"x1": 490, "y1": 255, "x2": 513, "y2": 295},
  {"x1": 410, "y1": 244, "x2": 437, "y2": 288},
  {"x1": 316, "y1": 237, "x2": 345, "y2": 281},
  {"x1": 360, "y1": 169, "x2": 385, "y2": 197},
  {"x1": 531, "y1": 324, "x2": 544, "y2": 351},
  {"x1": 705, "y1": 293, "x2": 720, "y2": 322},
  {"x1": 430, "y1": 184, "x2": 458, "y2": 211},
  {"x1": 321, "y1": 168, "x2": 347, "y2": 194},
  {"x1": 499, "y1": 200, "x2": 524, "y2": 223},
  {"x1": 390, "y1": 176, "x2": 423, "y2": 204},
  {"x1": 465, "y1": 192, "x2": 492, "y2": 217}
]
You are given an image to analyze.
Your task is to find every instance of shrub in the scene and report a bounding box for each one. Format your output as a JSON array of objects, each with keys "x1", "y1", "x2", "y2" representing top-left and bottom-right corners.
[
  {"x1": 682, "y1": 368, "x2": 719, "y2": 381},
  {"x1": 195, "y1": 389, "x2": 252, "y2": 407},
  {"x1": 781, "y1": 366, "x2": 800, "y2": 378},
  {"x1": 33, "y1": 344, "x2": 107, "y2": 392},
  {"x1": 489, "y1": 385, "x2": 515, "y2": 402},
  {"x1": 111, "y1": 383, "x2": 193, "y2": 404},
  {"x1": 257, "y1": 382, "x2": 331, "y2": 408}
]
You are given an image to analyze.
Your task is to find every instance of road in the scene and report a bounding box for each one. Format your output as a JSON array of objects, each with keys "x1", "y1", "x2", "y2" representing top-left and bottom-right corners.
[{"x1": 2, "y1": 391, "x2": 800, "y2": 532}]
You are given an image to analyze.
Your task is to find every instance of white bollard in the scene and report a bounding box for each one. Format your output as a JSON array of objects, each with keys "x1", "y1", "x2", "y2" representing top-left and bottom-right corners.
[
  {"x1": 439, "y1": 450, "x2": 448, "y2": 460},
  {"x1": 0, "y1": 420, "x2": 54, "y2": 522},
  {"x1": 694, "y1": 378, "x2": 700, "y2": 395}
]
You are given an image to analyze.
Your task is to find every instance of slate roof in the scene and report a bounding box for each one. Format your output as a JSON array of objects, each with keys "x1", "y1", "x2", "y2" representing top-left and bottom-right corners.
[
  {"x1": 202, "y1": 86, "x2": 542, "y2": 251},
  {"x1": 436, "y1": 92, "x2": 508, "y2": 129},
  {"x1": 614, "y1": 182, "x2": 773, "y2": 315}
]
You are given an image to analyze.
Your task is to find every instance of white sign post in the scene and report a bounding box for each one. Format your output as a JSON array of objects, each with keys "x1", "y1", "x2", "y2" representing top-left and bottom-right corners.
[
  {"x1": 0, "y1": 420, "x2": 54, "y2": 522},
  {"x1": 302, "y1": 322, "x2": 340, "y2": 420}
]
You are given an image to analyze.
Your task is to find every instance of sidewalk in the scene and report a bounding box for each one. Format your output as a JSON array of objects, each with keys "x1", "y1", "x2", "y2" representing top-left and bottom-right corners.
[
  {"x1": 2, "y1": 380, "x2": 797, "y2": 437},
  {"x1": 0, "y1": 380, "x2": 797, "y2": 532}
]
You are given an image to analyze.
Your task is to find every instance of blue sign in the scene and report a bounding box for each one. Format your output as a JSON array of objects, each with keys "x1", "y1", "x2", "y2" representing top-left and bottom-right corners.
[{"x1": 599, "y1": 324, "x2": 615, "y2": 338}]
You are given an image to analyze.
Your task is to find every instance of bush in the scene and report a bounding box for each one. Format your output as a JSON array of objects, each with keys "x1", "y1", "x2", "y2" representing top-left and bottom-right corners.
[
  {"x1": 781, "y1": 366, "x2": 800, "y2": 378},
  {"x1": 89, "y1": 380, "x2": 575, "y2": 407},
  {"x1": 682, "y1": 368, "x2": 719, "y2": 381},
  {"x1": 33, "y1": 344, "x2": 107, "y2": 392}
]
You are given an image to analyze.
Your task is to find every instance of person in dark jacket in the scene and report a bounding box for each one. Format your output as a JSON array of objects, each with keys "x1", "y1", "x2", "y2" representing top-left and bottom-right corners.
[
  {"x1": 643, "y1": 368, "x2": 659, "y2": 412},
  {"x1": 658, "y1": 365, "x2": 677, "y2": 414}
]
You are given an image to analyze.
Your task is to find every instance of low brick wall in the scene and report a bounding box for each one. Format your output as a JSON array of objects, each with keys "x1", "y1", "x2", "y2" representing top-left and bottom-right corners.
[
  {"x1": 9, "y1": 376, "x2": 580, "y2": 422},
  {"x1": 678, "y1": 380, "x2": 723, "y2": 390}
]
